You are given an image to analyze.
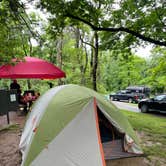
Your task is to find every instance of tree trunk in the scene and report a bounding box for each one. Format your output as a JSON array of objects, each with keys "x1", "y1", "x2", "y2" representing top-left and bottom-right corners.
[
  {"x1": 75, "y1": 27, "x2": 82, "y2": 84},
  {"x1": 56, "y1": 35, "x2": 64, "y2": 85},
  {"x1": 92, "y1": 31, "x2": 98, "y2": 91},
  {"x1": 27, "y1": 80, "x2": 31, "y2": 90},
  {"x1": 79, "y1": 30, "x2": 89, "y2": 85},
  {"x1": 27, "y1": 37, "x2": 32, "y2": 90},
  {"x1": 90, "y1": 35, "x2": 94, "y2": 84},
  {"x1": 81, "y1": 45, "x2": 88, "y2": 85}
]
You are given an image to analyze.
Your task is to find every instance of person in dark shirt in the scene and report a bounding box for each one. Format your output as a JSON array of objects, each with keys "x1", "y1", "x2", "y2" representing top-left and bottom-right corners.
[
  {"x1": 10, "y1": 79, "x2": 22, "y2": 102},
  {"x1": 10, "y1": 79, "x2": 21, "y2": 92}
]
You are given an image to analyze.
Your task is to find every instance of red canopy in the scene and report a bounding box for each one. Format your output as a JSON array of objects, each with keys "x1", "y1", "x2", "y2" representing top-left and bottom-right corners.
[{"x1": 0, "y1": 57, "x2": 66, "y2": 79}]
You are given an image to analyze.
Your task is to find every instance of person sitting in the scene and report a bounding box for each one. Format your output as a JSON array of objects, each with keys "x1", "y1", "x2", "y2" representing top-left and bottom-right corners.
[
  {"x1": 18, "y1": 94, "x2": 29, "y2": 114},
  {"x1": 34, "y1": 92, "x2": 40, "y2": 100},
  {"x1": 21, "y1": 91, "x2": 40, "y2": 113}
]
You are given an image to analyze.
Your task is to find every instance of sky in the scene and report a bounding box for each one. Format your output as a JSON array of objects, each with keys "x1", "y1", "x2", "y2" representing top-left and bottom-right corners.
[{"x1": 133, "y1": 45, "x2": 153, "y2": 58}]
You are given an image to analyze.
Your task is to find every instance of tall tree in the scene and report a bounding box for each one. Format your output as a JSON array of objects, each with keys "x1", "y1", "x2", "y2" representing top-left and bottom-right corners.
[
  {"x1": 0, "y1": 0, "x2": 25, "y2": 62},
  {"x1": 36, "y1": 0, "x2": 166, "y2": 90},
  {"x1": 0, "y1": 0, "x2": 46, "y2": 64}
]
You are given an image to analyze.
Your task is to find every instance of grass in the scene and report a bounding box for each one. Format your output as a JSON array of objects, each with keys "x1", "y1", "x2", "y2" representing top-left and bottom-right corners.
[
  {"x1": 120, "y1": 110, "x2": 166, "y2": 164},
  {"x1": 0, "y1": 124, "x2": 19, "y2": 132}
]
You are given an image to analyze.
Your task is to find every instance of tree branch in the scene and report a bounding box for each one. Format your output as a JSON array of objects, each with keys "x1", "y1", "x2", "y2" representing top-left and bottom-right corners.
[
  {"x1": 97, "y1": 27, "x2": 166, "y2": 46},
  {"x1": 80, "y1": 35, "x2": 95, "y2": 49},
  {"x1": 66, "y1": 13, "x2": 166, "y2": 46}
]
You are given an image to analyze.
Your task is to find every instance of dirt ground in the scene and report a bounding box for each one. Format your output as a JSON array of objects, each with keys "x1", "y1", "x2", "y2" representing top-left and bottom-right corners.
[{"x1": 0, "y1": 111, "x2": 25, "y2": 166}]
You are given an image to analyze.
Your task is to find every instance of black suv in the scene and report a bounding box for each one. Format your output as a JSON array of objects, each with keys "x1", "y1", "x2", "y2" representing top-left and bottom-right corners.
[
  {"x1": 138, "y1": 94, "x2": 166, "y2": 113},
  {"x1": 126, "y1": 86, "x2": 150, "y2": 98},
  {"x1": 110, "y1": 90, "x2": 145, "y2": 103}
]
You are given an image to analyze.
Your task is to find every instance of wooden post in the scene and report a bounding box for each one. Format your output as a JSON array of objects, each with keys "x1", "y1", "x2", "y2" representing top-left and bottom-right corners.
[{"x1": 6, "y1": 110, "x2": 10, "y2": 124}]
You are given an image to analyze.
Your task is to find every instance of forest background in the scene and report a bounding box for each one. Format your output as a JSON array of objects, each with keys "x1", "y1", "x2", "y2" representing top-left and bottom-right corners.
[{"x1": 0, "y1": 0, "x2": 165, "y2": 95}]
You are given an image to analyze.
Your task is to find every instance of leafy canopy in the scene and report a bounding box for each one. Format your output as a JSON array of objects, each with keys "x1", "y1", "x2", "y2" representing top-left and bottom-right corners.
[{"x1": 38, "y1": 0, "x2": 166, "y2": 46}]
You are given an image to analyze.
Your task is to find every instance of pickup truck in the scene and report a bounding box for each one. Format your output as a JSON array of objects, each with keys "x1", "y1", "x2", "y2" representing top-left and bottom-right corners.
[{"x1": 109, "y1": 90, "x2": 145, "y2": 103}]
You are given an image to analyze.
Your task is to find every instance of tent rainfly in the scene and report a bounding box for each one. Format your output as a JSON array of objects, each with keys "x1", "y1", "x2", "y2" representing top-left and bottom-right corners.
[{"x1": 19, "y1": 84, "x2": 143, "y2": 166}]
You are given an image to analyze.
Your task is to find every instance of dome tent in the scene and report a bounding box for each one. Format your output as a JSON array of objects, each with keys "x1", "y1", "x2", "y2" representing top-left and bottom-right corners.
[{"x1": 19, "y1": 84, "x2": 143, "y2": 166}]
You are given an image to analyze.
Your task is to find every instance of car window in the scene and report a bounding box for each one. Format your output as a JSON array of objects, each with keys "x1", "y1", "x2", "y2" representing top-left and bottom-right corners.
[
  {"x1": 117, "y1": 90, "x2": 125, "y2": 94},
  {"x1": 154, "y1": 95, "x2": 166, "y2": 101},
  {"x1": 121, "y1": 90, "x2": 127, "y2": 94},
  {"x1": 163, "y1": 97, "x2": 166, "y2": 101}
]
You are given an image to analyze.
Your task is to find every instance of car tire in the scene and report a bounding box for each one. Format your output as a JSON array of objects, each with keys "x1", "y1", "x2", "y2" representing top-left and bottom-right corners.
[
  {"x1": 141, "y1": 104, "x2": 148, "y2": 113},
  {"x1": 128, "y1": 98, "x2": 133, "y2": 103}
]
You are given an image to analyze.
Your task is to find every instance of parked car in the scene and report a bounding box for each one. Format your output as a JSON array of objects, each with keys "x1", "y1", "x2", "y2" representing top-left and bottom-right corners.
[
  {"x1": 138, "y1": 94, "x2": 166, "y2": 113},
  {"x1": 126, "y1": 86, "x2": 150, "y2": 98},
  {"x1": 110, "y1": 90, "x2": 145, "y2": 103}
]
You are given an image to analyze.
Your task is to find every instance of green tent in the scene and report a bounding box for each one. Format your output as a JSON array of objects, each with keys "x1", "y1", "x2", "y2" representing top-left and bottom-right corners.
[{"x1": 19, "y1": 84, "x2": 143, "y2": 166}]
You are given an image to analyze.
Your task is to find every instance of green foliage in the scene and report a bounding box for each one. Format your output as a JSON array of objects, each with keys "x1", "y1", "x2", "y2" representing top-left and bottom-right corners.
[
  {"x1": 141, "y1": 47, "x2": 166, "y2": 93},
  {"x1": 39, "y1": 0, "x2": 166, "y2": 46},
  {"x1": 36, "y1": 0, "x2": 166, "y2": 93},
  {"x1": 0, "y1": 0, "x2": 165, "y2": 96},
  {"x1": 99, "y1": 49, "x2": 147, "y2": 92},
  {"x1": 61, "y1": 31, "x2": 92, "y2": 86},
  {"x1": 0, "y1": 0, "x2": 34, "y2": 63}
]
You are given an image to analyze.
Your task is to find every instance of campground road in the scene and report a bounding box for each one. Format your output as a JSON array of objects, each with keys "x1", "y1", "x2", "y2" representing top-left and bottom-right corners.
[
  {"x1": 111, "y1": 101, "x2": 140, "y2": 113},
  {"x1": 111, "y1": 101, "x2": 166, "y2": 118}
]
